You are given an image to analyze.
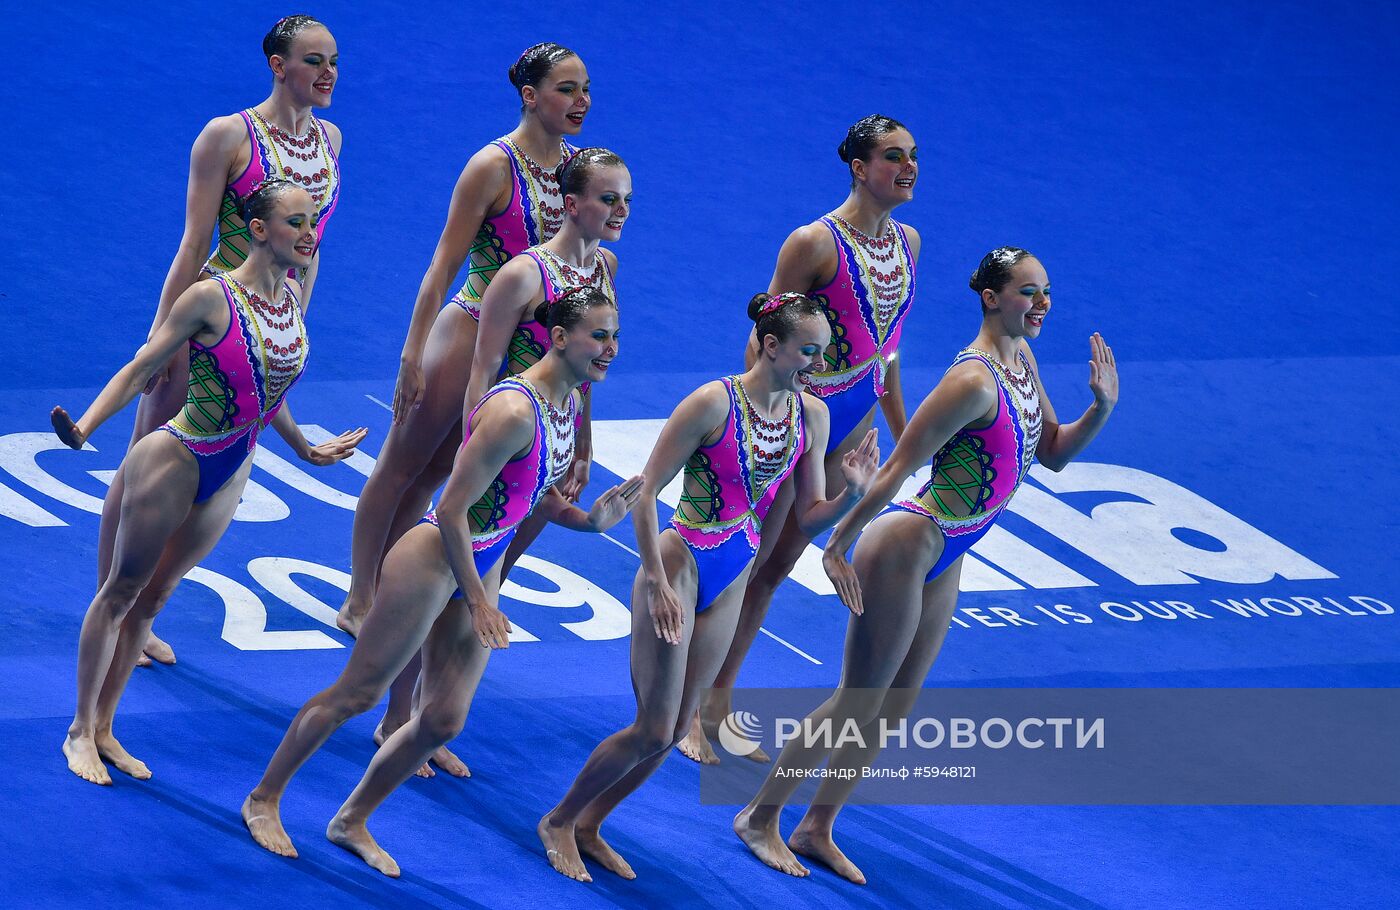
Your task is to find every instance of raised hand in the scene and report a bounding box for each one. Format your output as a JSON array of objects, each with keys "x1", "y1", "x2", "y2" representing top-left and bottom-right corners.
[
  {"x1": 822, "y1": 546, "x2": 864, "y2": 616},
  {"x1": 51, "y1": 406, "x2": 86, "y2": 450},
  {"x1": 303, "y1": 427, "x2": 369, "y2": 466},
  {"x1": 470, "y1": 600, "x2": 513, "y2": 650},
  {"x1": 391, "y1": 359, "x2": 425, "y2": 425},
  {"x1": 585, "y1": 474, "x2": 645, "y2": 532},
  {"x1": 646, "y1": 575, "x2": 685, "y2": 645},
  {"x1": 839, "y1": 428, "x2": 880, "y2": 499},
  {"x1": 1088, "y1": 332, "x2": 1118, "y2": 408}
]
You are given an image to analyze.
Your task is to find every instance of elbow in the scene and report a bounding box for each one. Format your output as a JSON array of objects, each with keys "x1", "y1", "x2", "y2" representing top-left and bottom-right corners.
[{"x1": 1038, "y1": 455, "x2": 1067, "y2": 473}]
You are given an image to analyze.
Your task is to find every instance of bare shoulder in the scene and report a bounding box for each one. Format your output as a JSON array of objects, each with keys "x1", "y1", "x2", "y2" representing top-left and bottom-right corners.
[
  {"x1": 599, "y1": 247, "x2": 619, "y2": 273},
  {"x1": 464, "y1": 139, "x2": 512, "y2": 181},
  {"x1": 798, "y1": 390, "x2": 830, "y2": 424},
  {"x1": 941, "y1": 358, "x2": 1000, "y2": 403},
  {"x1": 899, "y1": 221, "x2": 922, "y2": 259},
  {"x1": 786, "y1": 219, "x2": 835, "y2": 257},
  {"x1": 196, "y1": 113, "x2": 248, "y2": 154},
  {"x1": 318, "y1": 118, "x2": 342, "y2": 152}
]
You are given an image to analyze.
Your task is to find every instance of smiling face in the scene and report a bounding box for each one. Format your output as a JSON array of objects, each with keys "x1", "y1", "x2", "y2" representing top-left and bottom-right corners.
[
  {"x1": 553, "y1": 303, "x2": 620, "y2": 384},
  {"x1": 851, "y1": 127, "x2": 918, "y2": 204},
  {"x1": 269, "y1": 26, "x2": 338, "y2": 108},
  {"x1": 984, "y1": 257, "x2": 1051, "y2": 339},
  {"x1": 250, "y1": 187, "x2": 319, "y2": 270},
  {"x1": 762, "y1": 312, "x2": 832, "y2": 392},
  {"x1": 522, "y1": 55, "x2": 591, "y2": 135},
  {"x1": 565, "y1": 164, "x2": 632, "y2": 242}
]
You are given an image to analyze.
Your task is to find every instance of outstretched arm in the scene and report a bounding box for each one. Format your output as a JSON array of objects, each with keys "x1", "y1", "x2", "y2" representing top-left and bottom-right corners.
[
  {"x1": 52, "y1": 283, "x2": 224, "y2": 448},
  {"x1": 268, "y1": 403, "x2": 367, "y2": 465},
  {"x1": 463, "y1": 258, "x2": 539, "y2": 424},
  {"x1": 392, "y1": 147, "x2": 507, "y2": 423},
  {"x1": 1027, "y1": 333, "x2": 1118, "y2": 472},
  {"x1": 821, "y1": 366, "x2": 997, "y2": 614},
  {"x1": 789, "y1": 400, "x2": 880, "y2": 538}
]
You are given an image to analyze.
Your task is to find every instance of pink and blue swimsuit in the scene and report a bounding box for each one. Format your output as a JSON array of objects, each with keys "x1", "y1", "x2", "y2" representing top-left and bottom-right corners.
[
  {"x1": 450, "y1": 137, "x2": 577, "y2": 317},
  {"x1": 801, "y1": 214, "x2": 916, "y2": 451},
  {"x1": 671, "y1": 378, "x2": 807, "y2": 611},
  {"x1": 162, "y1": 274, "x2": 309, "y2": 502},
  {"x1": 890, "y1": 347, "x2": 1043, "y2": 582},
  {"x1": 204, "y1": 108, "x2": 341, "y2": 277},
  {"x1": 424, "y1": 376, "x2": 578, "y2": 583}
]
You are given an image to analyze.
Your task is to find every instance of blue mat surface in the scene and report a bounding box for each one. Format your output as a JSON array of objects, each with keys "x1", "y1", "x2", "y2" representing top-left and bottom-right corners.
[{"x1": 2, "y1": 1, "x2": 1397, "y2": 907}]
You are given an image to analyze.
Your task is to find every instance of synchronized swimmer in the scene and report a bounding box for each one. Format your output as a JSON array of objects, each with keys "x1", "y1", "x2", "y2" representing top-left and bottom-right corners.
[{"x1": 51, "y1": 22, "x2": 1119, "y2": 894}]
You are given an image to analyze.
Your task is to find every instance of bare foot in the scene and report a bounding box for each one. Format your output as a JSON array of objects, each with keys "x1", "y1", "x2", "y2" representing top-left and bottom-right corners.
[
  {"x1": 327, "y1": 814, "x2": 400, "y2": 877},
  {"x1": 430, "y1": 744, "x2": 471, "y2": 778},
  {"x1": 63, "y1": 733, "x2": 111, "y2": 786},
  {"x1": 734, "y1": 805, "x2": 808, "y2": 877},
  {"x1": 789, "y1": 827, "x2": 865, "y2": 884},
  {"x1": 136, "y1": 653, "x2": 152, "y2": 668},
  {"x1": 242, "y1": 794, "x2": 298, "y2": 858},
  {"x1": 745, "y1": 744, "x2": 772, "y2": 764},
  {"x1": 335, "y1": 601, "x2": 366, "y2": 638},
  {"x1": 576, "y1": 828, "x2": 635, "y2": 880},
  {"x1": 95, "y1": 731, "x2": 151, "y2": 780},
  {"x1": 142, "y1": 632, "x2": 176, "y2": 665},
  {"x1": 676, "y1": 714, "x2": 720, "y2": 765},
  {"x1": 538, "y1": 814, "x2": 591, "y2": 882}
]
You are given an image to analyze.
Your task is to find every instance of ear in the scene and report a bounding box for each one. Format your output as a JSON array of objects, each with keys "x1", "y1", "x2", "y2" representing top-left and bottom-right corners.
[
  {"x1": 761, "y1": 332, "x2": 781, "y2": 358},
  {"x1": 563, "y1": 193, "x2": 579, "y2": 217},
  {"x1": 268, "y1": 54, "x2": 287, "y2": 81},
  {"x1": 981, "y1": 288, "x2": 999, "y2": 310},
  {"x1": 247, "y1": 216, "x2": 268, "y2": 242},
  {"x1": 850, "y1": 158, "x2": 867, "y2": 184},
  {"x1": 521, "y1": 85, "x2": 538, "y2": 110},
  {"x1": 551, "y1": 322, "x2": 567, "y2": 348}
]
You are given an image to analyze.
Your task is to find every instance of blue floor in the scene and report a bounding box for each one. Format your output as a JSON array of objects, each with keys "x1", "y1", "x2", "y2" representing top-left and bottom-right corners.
[{"x1": 2, "y1": 1, "x2": 1398, "y2": 907}]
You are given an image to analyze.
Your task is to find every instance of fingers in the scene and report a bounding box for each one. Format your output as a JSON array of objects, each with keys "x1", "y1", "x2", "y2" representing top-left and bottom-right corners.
[{"x1": 50, "y1": 407, "x2": 82, "y2": 449}]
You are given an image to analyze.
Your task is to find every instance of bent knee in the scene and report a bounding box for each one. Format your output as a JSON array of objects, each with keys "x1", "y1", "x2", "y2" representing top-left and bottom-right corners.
[
  {"x1": 339, "y1": 683, "x2": 387, "y2": 718},
  {"x1": 419, "y1": 709, "x2": 467, "y2": 745}
]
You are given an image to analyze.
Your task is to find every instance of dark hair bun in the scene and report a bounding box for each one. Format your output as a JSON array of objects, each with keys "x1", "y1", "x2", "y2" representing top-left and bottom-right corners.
[{"x1": 747, "y1": 293, "x2": 774, "y2": 323}]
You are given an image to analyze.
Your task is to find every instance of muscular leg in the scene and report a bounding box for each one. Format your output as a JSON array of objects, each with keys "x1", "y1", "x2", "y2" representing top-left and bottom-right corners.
[
  {"x1": 65, "y1": 432, "x2": 198, "y2": 784},
  {"x1": 243, "y1": 524, "x2": 459, "y2": 857},
  {"x1": 328, "y1": 591, "x2": 494, "y2": 877},
  {"x1": 734, "y1": 511, "x2": 939, "y2": 877},
  {"x1": 93, "y1": 454, "x2": 252, "y2": 780},
  {"x1": 98, "y1": 356, "x2": 190, "y2": 667},
  {"x1": 337, "y1": 307, "x2": 476, "y2": 636},
  {"x1": 372, "y1": 433, "x2": 471, "y2": 779},
  {"x1": 539, "y1": 532, "x2": 704, "y2": 882},
  {"x1": 685, "y1": 407, "x2": 879, "y2": 765},
  {"x1": 790, "y1": 557, "x2": 963, "y2": 885}
]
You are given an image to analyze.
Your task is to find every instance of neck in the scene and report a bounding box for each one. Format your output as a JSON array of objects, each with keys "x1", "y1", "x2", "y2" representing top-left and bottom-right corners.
[
  {"x1": 544, "y1": 221, "x2": 599, "y2": 265},
  {"x1": 259, "y1": 88, "x2": 314, "y2": 135},
  {"x1": 510, "y1": 118, "x2": 566, "y2": 166},
  {"x1": 971, "y1": 325, "x2": 1024, "y2": 368},
  {"x1": 228, "y1": 248, "x2": 289, "y2": 301},
  {"x1": 833, "y1": 189, "x2": 896, "y2": 236},
  {"x1": 523, "y1": 353, "x2": 579, "y2": 406},
  {"x1": 739, "y1": 361, "x2": 796, "y2": 414}
]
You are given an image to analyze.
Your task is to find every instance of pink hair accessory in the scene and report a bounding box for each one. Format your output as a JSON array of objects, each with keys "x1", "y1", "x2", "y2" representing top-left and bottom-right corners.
[{"x1": 758, "y1": 292, "x2": 807, "y2": 316}]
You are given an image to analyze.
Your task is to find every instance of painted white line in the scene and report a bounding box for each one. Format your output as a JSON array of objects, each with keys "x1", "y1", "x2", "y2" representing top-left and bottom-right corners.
[
  {"x1": 601, "y1": 533, "x2": 640, "y2": 557},
  {"x1": 596, "y1": 530, "x2": 821, "y2": 665},
  {"x1": 758, "y1": 627, "x2": 822, "y2": 665},
  {"x1": 365, "y1": 394, "x2": 393, "y2": 413}
]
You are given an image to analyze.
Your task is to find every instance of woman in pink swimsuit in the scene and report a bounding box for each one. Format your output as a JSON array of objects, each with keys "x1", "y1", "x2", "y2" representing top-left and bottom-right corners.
[
  {"x1": 681, "y1": 114, "x2": 924, "y2": 764},
  {"x1": 335, "y1": 43, "x2": 592, "y2": 648},
  {"x1": 734, "y1": 248, "x2": 1118, "y2": 884},
  {"x1": 242, "y1": 288, "x2": 641, "y2": 876},
  {"x1": 100, "y1": 15, "x2": 343, "y2": 667},
  {"x1": 52, "y1": 181, "x2": 366, "y2": 787},
  {"x1": 537, "y1": 293, "x2": 878, "y2": 884}
]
